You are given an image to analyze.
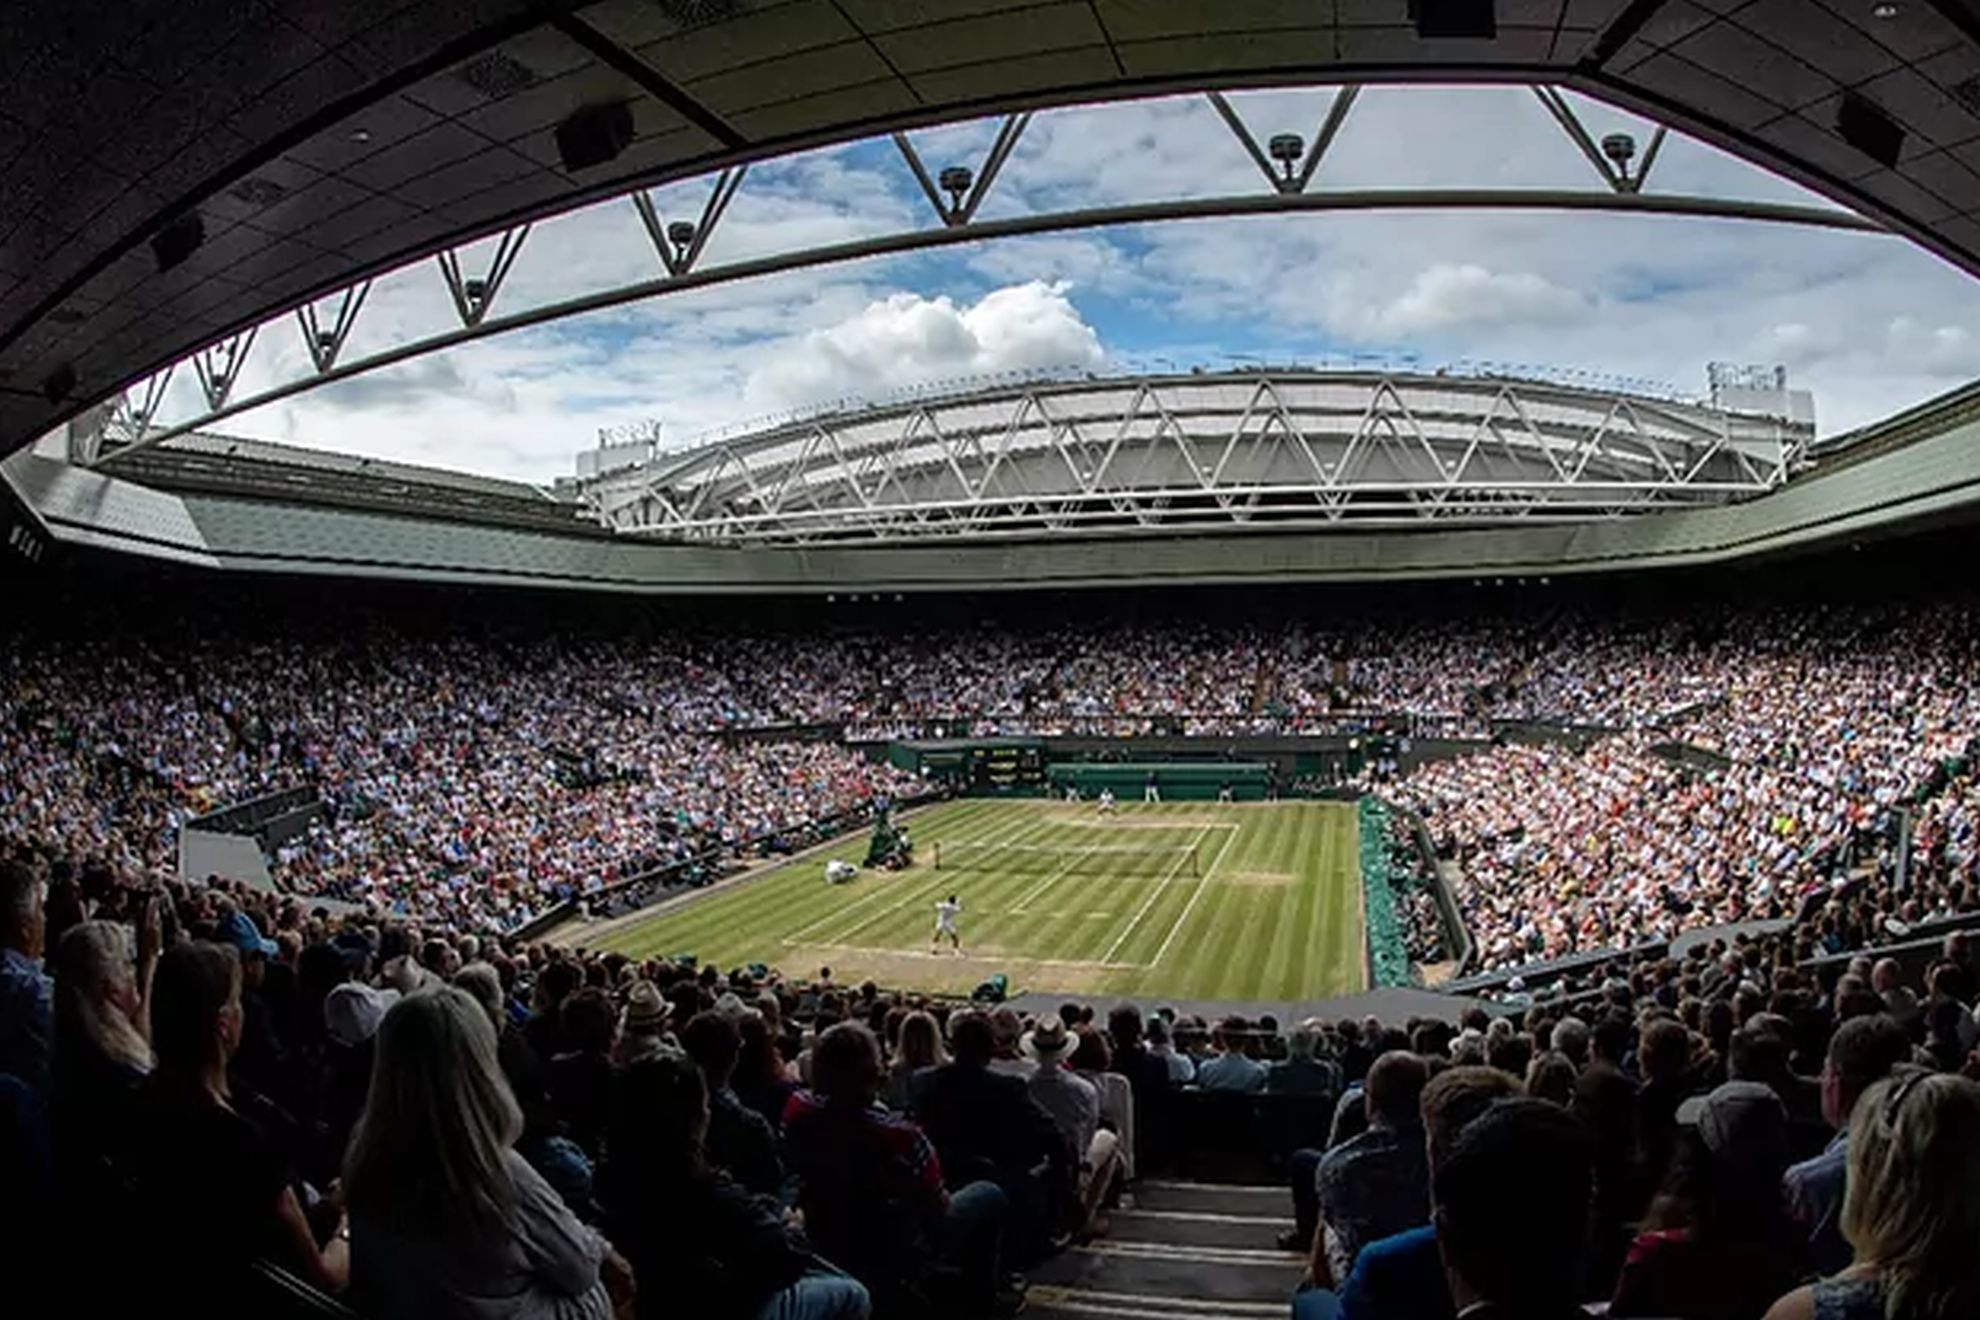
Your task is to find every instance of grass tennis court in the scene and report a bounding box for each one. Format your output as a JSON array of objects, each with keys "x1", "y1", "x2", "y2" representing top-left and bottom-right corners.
[{"x1": 581, "y1": 799, "x2": 1366, "y2": 1001}]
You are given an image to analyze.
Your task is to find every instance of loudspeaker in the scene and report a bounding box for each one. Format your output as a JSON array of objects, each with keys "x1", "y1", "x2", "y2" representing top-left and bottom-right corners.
[
  {"x1": 1410, "y1": 0, "x2": 1496, "y2": 38},
  {"x1": 555, "y1": 101, "x2": 635, "y2": 172},
  {"x1": 41, "y1": 363, "x2": 76, "y2": 403},
  {"x1": 151, "y1": 212, "x2": 206, "y2": 273},
  {"x1": 1837, "y1": 93, "x2": 1904, "y2": 168}
]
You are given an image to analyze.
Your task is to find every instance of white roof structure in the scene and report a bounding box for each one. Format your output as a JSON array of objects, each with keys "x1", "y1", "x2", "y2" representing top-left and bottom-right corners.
[{"x1": 578, "y1": 366, "x2": 1813, "y2": 543}]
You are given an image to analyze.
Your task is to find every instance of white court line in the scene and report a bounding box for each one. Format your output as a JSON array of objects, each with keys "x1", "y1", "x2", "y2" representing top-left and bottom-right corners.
[
  {"x1": 782, "y1": 801, "x2": 1023, "y2": 945},
  {"x1": 1147, "y1": 819, "x2": 1243, "y2": 968},
  {"x1": 1006, "y1": 849, "x2": 1083, "y2": 914},
  {"x1": 1098, "y1": 824, "x2": 1212, "y2": 964},
  {"x1": 793, "y1": 941, "x2": 1141, "y2": 971},
  {"x1": 1016, "y1": 822, "x2": 1234, "y2": 913},
  {"x1": 800, "y1": 805, "x2": 1041, "y2": 947}
]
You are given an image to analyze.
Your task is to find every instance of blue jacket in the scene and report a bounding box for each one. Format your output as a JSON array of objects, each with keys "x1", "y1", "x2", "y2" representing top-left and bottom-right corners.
[{"x1": 1338, "y1": 1224, "x2": 1449, "y2": 1320}]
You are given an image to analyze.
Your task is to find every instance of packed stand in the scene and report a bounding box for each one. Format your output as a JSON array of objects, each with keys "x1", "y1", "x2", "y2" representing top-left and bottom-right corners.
[{"x1": 7, "y1": 840, "x2": 1980, "y2": 1320}]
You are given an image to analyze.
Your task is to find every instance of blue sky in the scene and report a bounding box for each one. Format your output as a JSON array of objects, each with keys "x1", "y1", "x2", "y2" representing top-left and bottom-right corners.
[{"x1": 127, "y1": 85, "x2": 1980, "y2": 482}]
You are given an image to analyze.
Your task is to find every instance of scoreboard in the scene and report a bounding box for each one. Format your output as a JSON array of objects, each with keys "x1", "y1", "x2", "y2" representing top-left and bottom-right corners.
[{"x1": 967, "y1": 742, "x2": 1045, "y2": 791}]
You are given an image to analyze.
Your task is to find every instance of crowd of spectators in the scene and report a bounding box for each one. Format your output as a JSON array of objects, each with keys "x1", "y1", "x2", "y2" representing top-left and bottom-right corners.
[
  {"x1": 9, "y1": 600, "x2": 1980, "y2": 961},
  {"x1": 6, "y1": 839, "x2": 1980, "y2": 1320},
  {"x1": 1276, "y1": 916, "x2": 1980, "y2": 1320}
]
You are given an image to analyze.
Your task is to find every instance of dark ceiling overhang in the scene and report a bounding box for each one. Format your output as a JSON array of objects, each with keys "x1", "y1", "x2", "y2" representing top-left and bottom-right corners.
[{"x1": 6, "y1": 0, "x2": 1980, "y2": 455}]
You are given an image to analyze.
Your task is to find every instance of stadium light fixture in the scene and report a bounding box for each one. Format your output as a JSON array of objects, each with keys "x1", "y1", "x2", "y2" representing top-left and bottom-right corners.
[
  {"x1": 938, "y1": 166, "x2": 975, "y2": 215},
  {"x1": 1268, "y1": 133, "x2": 1305, "y2": 184}
]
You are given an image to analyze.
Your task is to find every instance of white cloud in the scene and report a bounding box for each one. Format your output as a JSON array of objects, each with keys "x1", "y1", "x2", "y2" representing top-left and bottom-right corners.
[
  {"x1": 1348, "y1": 263, "x2": 1587, "y2": 337},
  {"x1": 197, "y1": 85, "x2": 1980, "y2": 476},
  {"x1": 743, "y1": 280, "x2": 1106, "y2": 410}
]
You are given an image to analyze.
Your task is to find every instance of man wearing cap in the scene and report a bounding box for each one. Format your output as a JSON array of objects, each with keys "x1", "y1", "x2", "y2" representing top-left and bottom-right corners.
[
  {"x1": 220, "y1": 908, "x2": 286, "y2": 1100},
  {"x1": 1609, "y1": 1079, "x2": 1801, "y2": 1320},
  {"x1": 1025, "y1": 1021, "x2": 1122, "y2": 1237},
  {"x1": 320, "y1": 981, "x2": 399, "y2": 1168},
  {"x1": 1782, "y1": 1013, "x2": 1911, "y2": 1275}
]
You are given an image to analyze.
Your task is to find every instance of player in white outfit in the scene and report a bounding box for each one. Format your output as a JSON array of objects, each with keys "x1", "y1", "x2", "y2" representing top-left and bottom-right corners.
[
  {"x1": 1097, "y1": 788, "x2": 1117, "y2": 815},
  {"x1": 932, "y1": 893, "x2": 963, "y2": 952}
]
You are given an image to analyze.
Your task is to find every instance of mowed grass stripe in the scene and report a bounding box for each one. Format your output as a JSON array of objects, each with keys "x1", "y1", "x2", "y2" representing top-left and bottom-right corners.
[
  {"x1": 841, "y1": 803, "x2": 1062, "y2": 951},
  {"x1": 817, "y1": 803, "x2": 1038, "y2": 947},
  {"x1": 597, "y1": 798, "x2": 998, "y2": 961},
  {"x1": 590, "y1": 798, "x2": 1368, "y2": 1000}
]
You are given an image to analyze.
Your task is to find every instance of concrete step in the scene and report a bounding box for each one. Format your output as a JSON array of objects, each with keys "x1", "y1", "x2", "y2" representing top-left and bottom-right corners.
[
  {"x1": 1107, "y1": 1208, "x2": 1296, "y2": 1251},
  {"x1": 1027, "y1": 1286, "x2": 1289, "y2": 1320},
  {"x1": 1027, "y1": 1241, "x2": 1304, "y2": 1308},
  {"x1": 1130, "y1": 1180, "x2": 1289, "y2": 1217}
]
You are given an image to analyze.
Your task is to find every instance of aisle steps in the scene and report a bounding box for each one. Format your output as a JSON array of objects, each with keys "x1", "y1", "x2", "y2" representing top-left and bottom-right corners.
[{"x1": 1027, "y1": 1180, "x2": 1303, "y2": 1320}]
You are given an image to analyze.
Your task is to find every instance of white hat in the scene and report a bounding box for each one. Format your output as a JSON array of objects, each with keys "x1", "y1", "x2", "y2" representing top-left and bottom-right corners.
[
  {"x1": 325, "y1": 982, "x2": 400, "y2": 1049},
  {"x1": 381, "y1": 953, "x2": 430, "y2": 995}
]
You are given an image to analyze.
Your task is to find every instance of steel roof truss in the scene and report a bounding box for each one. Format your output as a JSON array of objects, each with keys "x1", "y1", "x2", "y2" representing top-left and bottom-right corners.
[
  {"x1": 436, "y1": 225, "x2": 530, "y2": 330},
  {"x1": 296, "y1": 281, "x2": 372, "y2": 376},
  {"x1": 191, "y1": 328, "x2": 257, "y2": 413}
]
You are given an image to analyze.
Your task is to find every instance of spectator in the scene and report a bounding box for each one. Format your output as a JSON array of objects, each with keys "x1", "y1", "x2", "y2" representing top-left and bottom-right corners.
[
  {"x1": 887, "y1": 1008, "x2": 945, "y2": 1112},
  {"x1": 1323, "y1": 1064, "x2": 1522, "y2": 1320},
  {"x1": 49, "y1": 915, "x2": 157, "y2": 1184},
  {"x1": 319, "y1": 980, "x2": 395, "y2": 1185},
  {"x1": 1145, "y1": 1014, "x2": 1194, "y2": 1085},
  {"x1": 217, "y1": 909, "x2": 286, "y2": 1103},
  {"x1": 1068, "y1": 1025, "x2": 1137, "y2": 1186},
  {"x1": 915, "y1": 1011, "x2": 1069, "y2": 1252},
  {"x1": 614, "y1": 980, "x2": 674, "y2": 1066},
  {"x1": 1610, "y1": 1081, "x2": 1802, "y2": 1320},
  {"x1": 732, "y1": 1010, "x2": 796, "y2": 1133},
  {"x1": 781, "y1": 1022, "x2": 1014, "y2": 1316},
  {"x1": 1636, "y1": 1018, "x2": 1696, "y2": 1192},
  {"x1": 1023, "y1": 1019, "x2": 1123, "y2": 1238},
  {"x1": 1524, "y1": 1051, "x2": 1577, "y2": 1107},
  {"x1": 549, "y1": 987, "x2": 618, "y2": 1160},
  {"x1": 1105, "y1": 1004, "x2": 1171, "y2": 1113},
  {"x1": 344, "y1": 985, "x2": 628, "y2": 1320},
  {"x1": 1268, "y1": 1020, "x2": 1342, "y2": 1098},
  {"x1": 681, "y1": 1010, "x2": 783, "y2": 1197},
  {"x1": 1196, "y1": 1016, "x2": 1267, "y2": 1092},
  {"x1": 1783, "y1": 1013, "x2": 1911, "y2": 1276},
  {"x1": 0, "y1": 860, "x2": 53, "y2": 1092},
  {"x1": 1287, "y1": 1051, "x2": 1429, "y2": 1278},
  {"x1": 134, "y1": 942, "x2": 348, "y2": 1305},
  {"x1": 1551, "y1": 1016, "x2": 1591, "y2": 1068},
  {"x1": 600, "y1": 1053, "x2": 868, "y2": 1320},
  {"x1": 1764, "y1": 1071, "x2": 1980, "y2": 1320},
  {"x1": 1433, "y1": 1099, "x2": 1595, "y2": 1320}
]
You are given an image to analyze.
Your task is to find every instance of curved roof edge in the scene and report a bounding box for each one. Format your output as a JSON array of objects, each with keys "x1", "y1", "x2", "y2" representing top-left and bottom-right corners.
[{"x1": 7, "y1": 384, "x2": 1979, "y2": 592}]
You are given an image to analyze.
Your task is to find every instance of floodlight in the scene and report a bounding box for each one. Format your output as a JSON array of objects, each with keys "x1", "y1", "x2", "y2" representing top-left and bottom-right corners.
[
  {"x1": 938, "y1": 166, "x2": 974, "y2": 211},
  {"x1": 1267, "y1": 133, "x2": 1305, "y2": 184},
  {"x1": 1600, "y1": 133, "x2": 1635, "y2": 166}
]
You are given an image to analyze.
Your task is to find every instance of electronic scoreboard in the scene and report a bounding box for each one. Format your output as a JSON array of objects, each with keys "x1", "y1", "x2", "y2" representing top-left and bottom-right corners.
[{"x1": 966, "y1": 742, "x2": 1045, "y2": 791}]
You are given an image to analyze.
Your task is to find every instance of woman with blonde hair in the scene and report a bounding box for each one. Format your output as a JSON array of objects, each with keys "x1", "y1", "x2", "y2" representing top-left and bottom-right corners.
[
  {"x1": 1764, "y1": 1069, "x2": 1980, "y2": 1320},
  {"x1": 51, "y1": 916, "x2": 156, "y2": 1211},
  {"x1": 345, "y1": 985, "x2": 633, "y2": 1320},
  {"x1": 886, "y1": 1009, "x2": 945, "y2": 1111}
]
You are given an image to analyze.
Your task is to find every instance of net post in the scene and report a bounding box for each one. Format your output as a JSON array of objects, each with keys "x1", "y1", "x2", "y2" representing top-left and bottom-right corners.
[{"x1": 934, "y1": 841, "x2": 942, "y2": 870}]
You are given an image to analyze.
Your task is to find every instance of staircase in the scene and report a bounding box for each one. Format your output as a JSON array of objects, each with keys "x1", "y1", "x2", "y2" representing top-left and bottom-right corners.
[
  {"x1": 1027, "y1": 1180, "x2": 1304, "y2": 1320},
  {"x1": 1248, "y1": 656, "x2": 1275, "y2": 717}
]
